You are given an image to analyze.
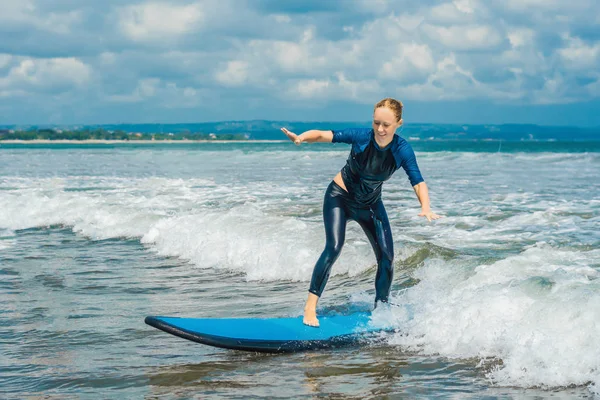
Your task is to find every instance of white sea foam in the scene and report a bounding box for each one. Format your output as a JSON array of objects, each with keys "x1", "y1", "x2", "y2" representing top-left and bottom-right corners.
[
  {"x1": 140, "y1": 202, "x2": 391, "y2": 281},
  {"x1": 0, "y1": 181, "x2": 160, "y2": 238},
  {"x1": 0, "y1": 229, "x2": 16, "y2": 250},
  {"x1": 0, "y1": 177, "x2": 387, "y2": 281},
  {"x1": 385, "y1": 243, "x2": 600, "y2": 392}
]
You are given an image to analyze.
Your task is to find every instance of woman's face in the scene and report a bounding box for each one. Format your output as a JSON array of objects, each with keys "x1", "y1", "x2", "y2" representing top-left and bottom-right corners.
[{"x1": 372, "y1": 106, "x2": 402, "y2": 141}]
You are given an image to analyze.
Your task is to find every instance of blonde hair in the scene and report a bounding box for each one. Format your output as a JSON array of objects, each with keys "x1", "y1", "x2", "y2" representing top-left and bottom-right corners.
[{"x1": 374, "y1": 98, "x2": 403, "y2": 122}]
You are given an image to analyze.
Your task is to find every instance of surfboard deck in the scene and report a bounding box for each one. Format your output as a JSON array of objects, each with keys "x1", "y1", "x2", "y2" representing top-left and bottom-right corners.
[{"x1": 145, "y1": 312, "x2": 389, "y2": 353}]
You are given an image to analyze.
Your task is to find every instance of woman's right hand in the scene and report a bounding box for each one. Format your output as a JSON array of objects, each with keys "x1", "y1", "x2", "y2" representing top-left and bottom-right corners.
[{"x1": 281, "y1": 127, "x2": 302, "y2": 145}]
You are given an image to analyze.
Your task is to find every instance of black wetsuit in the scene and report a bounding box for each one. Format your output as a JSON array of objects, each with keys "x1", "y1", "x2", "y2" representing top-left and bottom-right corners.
[{"x1": 309, "y1": 128, "x2": 424, "y2": 303}]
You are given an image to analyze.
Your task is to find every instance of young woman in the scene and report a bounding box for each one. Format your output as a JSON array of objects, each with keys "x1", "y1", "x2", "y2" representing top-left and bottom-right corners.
[{"x1": 281, "y1": 98, "x2": 440, "y2": 327}]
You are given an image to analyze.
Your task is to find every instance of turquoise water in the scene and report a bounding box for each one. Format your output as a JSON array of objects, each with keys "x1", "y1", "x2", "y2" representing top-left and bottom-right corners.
[
  {"x1": 1, "y1": 140, "x2": 599, "y2": 399},
  {"x1": 1, "y1": 139, "x2": 600, "y2": 153}
]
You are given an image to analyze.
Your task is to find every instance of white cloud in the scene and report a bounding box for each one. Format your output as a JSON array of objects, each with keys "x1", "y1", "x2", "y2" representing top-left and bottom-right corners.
[
  {"x1": 0, "y1": 57, "x2": 91, "y2": 91},
  {"x1": 270, "y1": 28, "x2": 330, "y2": 73},
  {"x1": 99, "y1": 52, "x2": 117, "y2": 65},
  {"x1": 503, "y1": 0, "x2": 588, "y2": 12},
  {"x1": 557, "y1": 35, "x2": 600, "y2": 71},
  {"x1": 108, "y1": 78, "x2": 159, "y2": 103},
  {"x1": 454, "y1": 0, "x2": 476, "y2": 14},
  {"x1": 192, "y1": 4, "x2": 592, "y2": 106},
  {"x1": 586, "y1": 79, "x2": 600, "y2": 97},
  {"x1": 507, "y1": 29, "x2": 535, "y2": 48},
  {"x1": 531, "y1": 73, "x2": 580, "y2": 104},
  {"x1": 215, "y1": 61, "x2": 250, "y2": 87},
  {"x1": 497, "y1": 49, "x2": 545, "y2": 79},
  {"x1": 0, "y1": 89, "x2": 28, "y2": 98},
  {"x1": 183, "y1": 87, "x2": 196, "y2": 97},
  {"x1": 390, "y1": 14, "x2": 425, "y2": 32},
  {"x1": 232, "y1": 27, "x2": 338, "y2": 81},
  {"x1": 400, "y1": 54, "x2": 480, "y2": 100},
  {"x1": 422, "y1": 24, "x2": 504, "y2": 50},
  {"x1": 137, "y1": 78, "x2": 158, "y2": 97},
  {"x1": 271, "y1": 40, "x2": 313, "y2": 72},
  {"x1": 380, "y1": 43, "x2": 435, "y2": 83},
  {"x1": 289, "y1": 72, "x2": 381, "y2": 102},
  {"x1": 163, "y1": 82, "x2": 202, "y2": 108},
  {"x1": 335, "y1": 72, "x2": 381, "y2": 100},
  {"x1": 429, "y1": 0, "x2": 478, "y2": 23},
  {"x1": 106, "y1": 77, "x2": 204, "y2": 109},
  {"x1": 271, "y1": 14, "x2": 291, "y2": 24},
  {"x1": 0, "y1": 54, "x2": 12, "y2": 69},
  {"x1": 118, "y1": 2, "x2": 204, "y2": 42},
  {"x1": 0, "y1": 0, "x2": 81, "y2": 34},
  {"x1": 294, "y1": 79, "x2": 330, "y2": 97}
]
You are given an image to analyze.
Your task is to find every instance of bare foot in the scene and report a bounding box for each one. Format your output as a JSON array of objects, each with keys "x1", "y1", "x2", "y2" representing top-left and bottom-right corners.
[
  {"x1": 303, "y1": 292, "x2": 320, "y2": 327},
  {"x1": 303, "y1": 307, "x2": 320, "y2": 327}
]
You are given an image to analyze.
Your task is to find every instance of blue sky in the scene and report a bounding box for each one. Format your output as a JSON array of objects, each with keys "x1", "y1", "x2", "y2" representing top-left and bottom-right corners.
[{"x1": 1, "y1": 0, "x2": 599, "y2": 126}]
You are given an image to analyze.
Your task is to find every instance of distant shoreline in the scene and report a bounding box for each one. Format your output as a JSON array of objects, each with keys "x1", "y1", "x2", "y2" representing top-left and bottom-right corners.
[
  {"x1": 1, "y1": 138, "x2": 599, "y2": 145},
  {"x1": 0, "y1": 139, "x2": 289, "y2": 144}
]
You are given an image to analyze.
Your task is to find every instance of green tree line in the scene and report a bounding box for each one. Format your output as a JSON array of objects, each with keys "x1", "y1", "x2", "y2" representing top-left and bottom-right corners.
[{"x1": 0, "y1": 129, "x2": 248, "y2": 141}]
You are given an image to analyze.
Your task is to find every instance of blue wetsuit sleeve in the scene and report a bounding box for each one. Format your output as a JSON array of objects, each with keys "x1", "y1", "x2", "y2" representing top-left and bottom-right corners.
[
  {"x1": 331, "y1": 128, "x2": 371, "y2": 144},
  {"x1": 399, "y1": 145, "x2": 425, "y2": 187}
]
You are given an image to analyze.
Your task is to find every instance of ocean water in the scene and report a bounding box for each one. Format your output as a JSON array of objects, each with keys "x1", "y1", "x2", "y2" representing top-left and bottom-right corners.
[{"x1": 1, "y1": 140, "x2": 599, "y2": 399}]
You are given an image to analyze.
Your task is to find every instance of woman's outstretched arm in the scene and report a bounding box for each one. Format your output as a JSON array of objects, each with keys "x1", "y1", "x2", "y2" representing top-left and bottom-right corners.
[
  {"x1": 413, "y1": 182, "x2": 442, "y2": 222},
  {"x1": 281, "y1": 128, "x2": 333, "y2": 145}
]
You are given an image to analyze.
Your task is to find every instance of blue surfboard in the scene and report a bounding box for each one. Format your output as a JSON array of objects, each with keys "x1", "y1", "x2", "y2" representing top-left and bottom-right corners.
[{"x1": 145, "y1": 312, "x2": 389, "y2": 353}]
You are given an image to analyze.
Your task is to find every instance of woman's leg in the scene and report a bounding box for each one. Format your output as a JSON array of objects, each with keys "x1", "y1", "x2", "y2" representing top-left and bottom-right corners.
[
  {"x1": 304, "y1": 182, "x2": 348, "y2": 326},
  {"x1": 356, "y1": 200, "x2": 394, "y2": 304}
]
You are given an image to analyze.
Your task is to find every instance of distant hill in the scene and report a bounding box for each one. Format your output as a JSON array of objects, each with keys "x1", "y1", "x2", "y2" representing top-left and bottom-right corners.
[{"x1": 1, "y1": 121, "x2": 598, "y2": 141}]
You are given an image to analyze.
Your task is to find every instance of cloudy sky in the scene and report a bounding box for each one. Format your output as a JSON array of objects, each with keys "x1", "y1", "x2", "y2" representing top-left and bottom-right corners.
[{"x1": 1, "y1": 0, "x2": 599, "y2": 126}]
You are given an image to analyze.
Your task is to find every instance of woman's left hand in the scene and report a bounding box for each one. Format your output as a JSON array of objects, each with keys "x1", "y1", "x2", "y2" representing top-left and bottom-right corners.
[
  {"x1": 418, "y1": 210, "x2": 441, "y2": 222},
  {"x1": 281, "y1": 127, "x2": 303, "y2": 145}
]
